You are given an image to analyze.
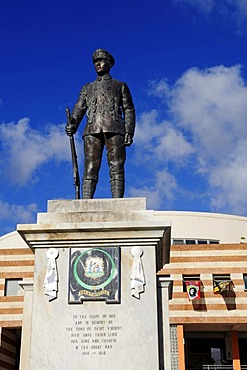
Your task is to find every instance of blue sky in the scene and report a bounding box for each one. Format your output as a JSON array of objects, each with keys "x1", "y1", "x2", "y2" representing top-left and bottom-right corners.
[{"x1": 1, "y1": 0, "x2": 247, "y2": 234}]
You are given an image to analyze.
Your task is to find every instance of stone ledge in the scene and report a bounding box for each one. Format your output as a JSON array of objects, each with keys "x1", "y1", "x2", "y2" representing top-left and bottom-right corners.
[
  {"x1": 47, "y1": 197, "x2": 146, "y2": 213},
  {"x1": 37, "y1": 210, "x2": 155, "y2": 224}
]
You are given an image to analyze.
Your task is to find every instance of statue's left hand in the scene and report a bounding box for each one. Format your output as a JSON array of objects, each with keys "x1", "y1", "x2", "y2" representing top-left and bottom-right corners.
[
  {"x1": 65, "y1": 124, "x2": 76, "y2": 136},
  {"x1": 124, "y1": 132, "x2": 133, "y2": 146}
]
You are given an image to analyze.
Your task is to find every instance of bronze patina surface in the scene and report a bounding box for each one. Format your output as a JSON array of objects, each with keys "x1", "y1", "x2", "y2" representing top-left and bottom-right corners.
[{"x1": 65, "y1": 49, "x2": 135, "y2": 199}]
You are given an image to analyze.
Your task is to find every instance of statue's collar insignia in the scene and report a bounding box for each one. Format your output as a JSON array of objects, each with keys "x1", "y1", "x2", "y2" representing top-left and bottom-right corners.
[{"x1": 96, "y1": 74, "x2": 112, "y2": 82}]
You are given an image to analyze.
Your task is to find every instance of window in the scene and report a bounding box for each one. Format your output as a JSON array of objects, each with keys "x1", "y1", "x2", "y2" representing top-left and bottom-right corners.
[
  {"x1": 243, "y1": 274, "x2": 247, "y2": 291},
  {"x1": 4, "y1": 279, "x2": 23, "y2": 296},
  {"x1": 183, "y1": 274, "x2": 200, "y2": 292},
  {"x1": 172, "y1": 239, "x2": 184, "y2": 245},
  {"x1": 213, "y1": 274, "x2": 231, "y2": 282},
  {"x1": 185, "y1": 240, "x2": 196, "y2": 244},
  {"x1": 197, "y1": 240, "x2": 208, "y2": 244},
  {"x1": 213, "y1": 274, "x2": 232, "y2": 294},
  {"x1": 172, "y1": 239, "x2": 220, "y2": 245}
]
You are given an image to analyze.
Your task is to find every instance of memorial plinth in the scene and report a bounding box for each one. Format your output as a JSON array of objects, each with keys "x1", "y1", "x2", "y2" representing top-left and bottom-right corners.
[{"x1": 17, "y1": 198, "x2": 172, "y2": 370}]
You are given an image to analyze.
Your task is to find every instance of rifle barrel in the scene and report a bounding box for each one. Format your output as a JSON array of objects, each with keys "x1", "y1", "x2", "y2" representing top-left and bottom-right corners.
[{"x1": 66, "y1": 107, "x2": 80, "y2": 199}]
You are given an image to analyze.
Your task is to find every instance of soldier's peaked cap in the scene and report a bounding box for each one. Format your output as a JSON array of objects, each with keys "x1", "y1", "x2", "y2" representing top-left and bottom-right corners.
[{"x1": 92, "y1": 49, "x2": 115, "y2": 66}]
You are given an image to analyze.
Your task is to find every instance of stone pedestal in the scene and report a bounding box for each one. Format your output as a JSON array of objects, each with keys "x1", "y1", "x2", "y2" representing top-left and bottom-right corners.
[{"x1": 17, "y1": 198, "x2": 171, "y2": 370}]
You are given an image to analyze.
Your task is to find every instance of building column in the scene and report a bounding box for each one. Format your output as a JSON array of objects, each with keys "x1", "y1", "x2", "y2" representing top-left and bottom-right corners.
[
  {"x1": 158, "y1": 277, "x2": 173, "y2": 370},
  {"x1": 177, "y1": 325, "x2": 185, "y2": 370},
  {"x1": 231, "y1": 330, "x2": 240, "y2": 370},
  {"x1": 19, "y1": 279, "x2": 34, "y2": 370}
]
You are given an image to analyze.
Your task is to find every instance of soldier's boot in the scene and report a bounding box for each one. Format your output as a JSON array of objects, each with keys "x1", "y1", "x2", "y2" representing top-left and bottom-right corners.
[
  {"x1": 110, "y1": 180, "x2": 125, "y2": 198},
  {"x1": 82, "y1": 180, "x2": 97, "y2": 199}
]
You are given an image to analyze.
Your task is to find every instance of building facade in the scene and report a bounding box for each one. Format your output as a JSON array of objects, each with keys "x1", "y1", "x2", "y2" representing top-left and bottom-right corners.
[
  {"x1": 158, "y1": 211, "x2": 247, "y2": 370},
  {"x1": 1, "y1": 209, "x2": 247, "y2": 369},
  {"x1": 0, "y1": 232, "x2": 34, "y2": 370}
]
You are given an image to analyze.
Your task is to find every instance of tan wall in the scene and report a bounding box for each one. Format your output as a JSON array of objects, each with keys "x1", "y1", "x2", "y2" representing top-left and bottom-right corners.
[
  {"x1": 155, "y1": 211, "x2": 247, "y2": 243},
  {"x1": 159, "y1": 243, "x2": 247, "y2": 325},
  {"x1": 0, "y1": 232, "x2": 34, "y2": 328}
]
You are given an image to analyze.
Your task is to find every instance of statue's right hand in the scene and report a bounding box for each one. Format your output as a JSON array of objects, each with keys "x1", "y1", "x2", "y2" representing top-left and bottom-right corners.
[{"x1": 65, "y1": 124, "x2": 76, "y2": 136}]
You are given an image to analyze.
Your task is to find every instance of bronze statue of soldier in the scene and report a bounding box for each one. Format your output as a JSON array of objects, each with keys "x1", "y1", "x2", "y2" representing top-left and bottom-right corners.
[{"x1": 65, "y1": 49, "x2": 135, "y2": 199}]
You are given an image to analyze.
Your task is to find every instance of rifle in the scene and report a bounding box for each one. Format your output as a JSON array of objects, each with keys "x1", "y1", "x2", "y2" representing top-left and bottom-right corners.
[{"x1": 66, "y1": 107, "x2": 80, "y2": 199}]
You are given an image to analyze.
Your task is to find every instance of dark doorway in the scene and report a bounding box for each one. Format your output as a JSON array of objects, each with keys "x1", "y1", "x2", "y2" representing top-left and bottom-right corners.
[
  {"x1": 0, "y1": 328, "x2": 21, "y2": 370},
  {"x1": 185, "y1": 336, "x2": 226, "y2": 370},
  {"x1": 239, "y1": 337, "x2": 247, "y2": 365}
]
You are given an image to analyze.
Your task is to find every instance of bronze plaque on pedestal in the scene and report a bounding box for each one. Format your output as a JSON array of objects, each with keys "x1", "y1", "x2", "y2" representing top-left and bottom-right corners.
[{"x1": 69, "y1": 247, "x2": 120, "y2": 303}]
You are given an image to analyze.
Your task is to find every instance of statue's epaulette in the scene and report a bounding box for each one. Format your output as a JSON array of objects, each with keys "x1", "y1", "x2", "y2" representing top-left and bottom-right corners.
[
  {"x1": 112, "y1": 79, "x2": 124, "y2": 93},
  {"x1": 112, "y1": 78, "x2": 122, "y2": 84},
  {"x1": 83, "y1": 82, "x2": 94, "y2": 93},
  {"x1": 81, "y1": 82, "x2": 91, "y2": 89}
]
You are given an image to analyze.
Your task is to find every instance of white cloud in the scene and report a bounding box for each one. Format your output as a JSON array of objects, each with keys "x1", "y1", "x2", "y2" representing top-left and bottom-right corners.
[
  {"x1": 170, "y1": 65, "x2": 247, "y2": 163},
  {"x1": 135, "y1": 110, "x2": 194, "y2": 166},
  {"x1": 0, "y1": 200, "x2": 38, "y2": 224},
  {"x1": 178, "y1": 0, "x2": 214, "y2": 14},
  {"x1": 0, "y1": 118, "x2": 72, "y2": 185},
  {"x1": 173, "y1": 0, "x2": 247, "y2": 33},
  {"x1": 148, "y1": 80, "x2": 171, "y2": 100},
  {"x1": 132, "y1": 103, "x2": 194, "y2": 208},
  {"x1": 175, "y1": 0, "x2": 247, "y2": 15},
  {"x1": 209, "y1": 141, "x2": 247, "y2": 214},
  {"x1": 153, "y1": 123, "x2": 194, "y2": 163},
  {"x1": 236, "y1": 0, "x2": 247, "y2": 16},
  {"x1": 141, "y1": 64, "x2": 247, "y2": 214},
  {"x1": 129, "y1": 170, "x2": 177, "y2": 209},
  {"x1": 135, "y1": 110, "x2": 163, "y2": 145}
]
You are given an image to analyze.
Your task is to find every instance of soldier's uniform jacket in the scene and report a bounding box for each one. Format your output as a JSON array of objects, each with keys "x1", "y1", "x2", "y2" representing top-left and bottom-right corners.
[{"x1": 71, "y1": 74, "x2": 135, "y2": 137}]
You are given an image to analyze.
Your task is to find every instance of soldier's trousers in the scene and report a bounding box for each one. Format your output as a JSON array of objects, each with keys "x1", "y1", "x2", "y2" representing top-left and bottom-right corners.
[{"x1": 83, "y1": 132, "x2": 126, "y2": 183}]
